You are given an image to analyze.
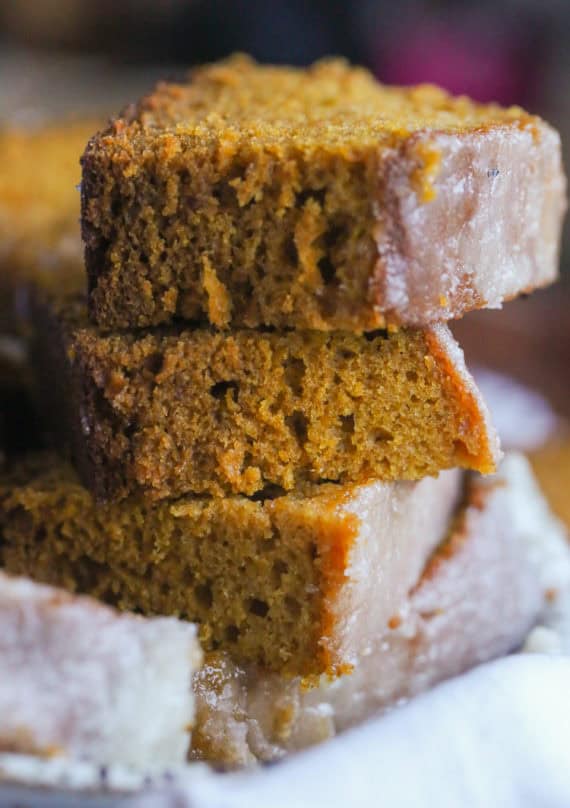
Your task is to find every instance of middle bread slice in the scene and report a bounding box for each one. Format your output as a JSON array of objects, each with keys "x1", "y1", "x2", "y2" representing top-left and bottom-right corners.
[
  {"x1": 32, "y1": 292, "x2": 499, "y2": 501},
  {"x1": 0, "y1": 454, "x2": 461, "y2": 677}
]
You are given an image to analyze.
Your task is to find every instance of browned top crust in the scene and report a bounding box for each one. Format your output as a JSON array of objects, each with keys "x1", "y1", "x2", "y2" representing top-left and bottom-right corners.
[
  {"x1": 82, "y1": 55, "x2": 566, "y2": 332},
  {"x1": 113, "y1": 54, "x2": 535, "y2": 141}
]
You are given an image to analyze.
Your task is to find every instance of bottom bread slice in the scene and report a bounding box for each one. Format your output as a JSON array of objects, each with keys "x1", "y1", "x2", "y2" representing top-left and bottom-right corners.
[
  {"x1": 0, "y1": 573, "x2": 202, "y2": 767},
  {"x1": 191, "y1": 453, "x2": 570, "y2": 765}
]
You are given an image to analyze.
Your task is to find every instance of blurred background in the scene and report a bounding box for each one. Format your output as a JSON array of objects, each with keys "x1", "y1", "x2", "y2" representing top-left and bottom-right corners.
[
  {"x1": 1, "y1": 0, "x2": 569, "y2": 260},
  {"x1": 2, "y1": 0, "x2": 570, "y2": 119},
  {"x1": 1, "y1": 0, "x2": 569, "y2": 422}
]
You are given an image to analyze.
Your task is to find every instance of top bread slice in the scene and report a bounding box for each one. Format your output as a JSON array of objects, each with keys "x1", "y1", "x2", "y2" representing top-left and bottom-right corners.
[{"x1": 81, "y1": 55, "x2": 566, "y2": 332}]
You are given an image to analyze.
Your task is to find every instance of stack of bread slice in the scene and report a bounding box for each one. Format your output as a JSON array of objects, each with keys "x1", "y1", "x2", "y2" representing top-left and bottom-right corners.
[{"x1": 0, "y1": 55, "x2": 567, "y2": 768}]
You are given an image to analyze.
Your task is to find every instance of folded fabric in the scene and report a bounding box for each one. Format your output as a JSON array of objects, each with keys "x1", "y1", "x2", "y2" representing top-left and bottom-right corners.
[{"x1": 130, "y1": 654, "x2": 570, "y2": 808}]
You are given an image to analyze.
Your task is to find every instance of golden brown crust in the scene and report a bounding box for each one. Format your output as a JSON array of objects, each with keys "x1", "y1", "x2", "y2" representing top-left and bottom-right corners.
[{"x1": 424, "y1": 329, "x2": 497, "y2": 474}]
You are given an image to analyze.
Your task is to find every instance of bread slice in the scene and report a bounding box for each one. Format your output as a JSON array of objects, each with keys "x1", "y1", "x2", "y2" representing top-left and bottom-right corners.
[
  {"x1": 0, "y1": 572, "x2": 201, "y2": 767},
  {"x1": 190, "y1": 454, "x2": 570, "y2": 765},
  {"x1": 0, "y1": 121, "x2": 96, "y2": 332},
  {"x1": 0, "y1": 453, "x2": 460, "y2": 677},
  {"x1": 31, "y1": 290, "x2": 499, "y2": 501},
  {"x1": 81, "y1": 55, "x2": 566, "y2": 332}
]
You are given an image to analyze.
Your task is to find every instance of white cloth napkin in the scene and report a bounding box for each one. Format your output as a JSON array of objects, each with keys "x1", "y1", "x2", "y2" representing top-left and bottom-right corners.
[{"x1": 134, "y1": 653, "x2": 570, "y2": 808}]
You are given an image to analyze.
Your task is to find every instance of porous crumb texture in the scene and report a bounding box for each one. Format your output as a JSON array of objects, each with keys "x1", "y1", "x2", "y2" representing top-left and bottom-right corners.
[
  {"x1": 34, "y1": 292, "x2": 498, "y2": 501},
  {"x1": 81, "y1": 55, "x2": 559, "y2": 332},
  {"x1": 1, "y1": 454, "x2": 367, "y2": 676},
  {"x1": 0, "y1": 121, "x2": 97, "y2": 330}
]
